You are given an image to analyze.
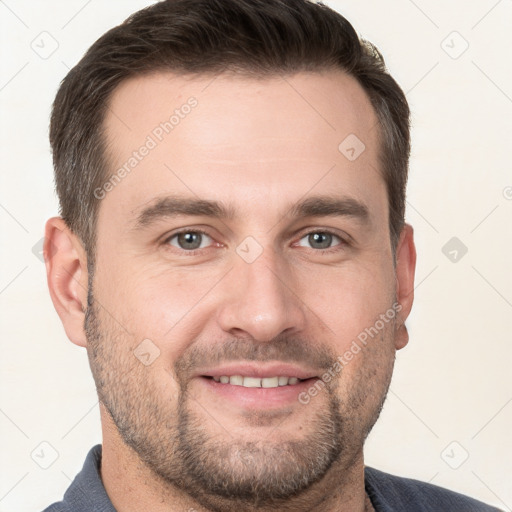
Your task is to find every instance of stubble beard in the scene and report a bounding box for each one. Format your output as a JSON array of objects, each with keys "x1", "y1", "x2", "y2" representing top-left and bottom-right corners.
[{"x1": 84, "y1": 289, "x2": 395, "y2": 511}]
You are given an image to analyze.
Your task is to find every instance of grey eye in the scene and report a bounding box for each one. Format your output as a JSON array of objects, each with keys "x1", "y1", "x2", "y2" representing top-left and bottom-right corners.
[
  {"x1": 169, "y1": 231, "x2": 212, "y2": 250},
  {"x1": 298, "y1": 232, "x2": 341, "y2": 250}
]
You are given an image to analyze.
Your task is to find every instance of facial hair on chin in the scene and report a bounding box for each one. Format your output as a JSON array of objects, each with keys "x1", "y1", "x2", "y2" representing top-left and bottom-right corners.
[{"x1": 84, "y1": 289, "x2": 396, "y2": 510}]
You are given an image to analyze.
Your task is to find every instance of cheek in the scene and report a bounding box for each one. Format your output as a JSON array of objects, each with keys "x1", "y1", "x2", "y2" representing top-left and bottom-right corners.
[
  {"x1": 296, "y1": 260, "x2": 396, "y2": 348},
  {"x1": 95, "y1": 261, "x2": 228, "y2": 354},
  {"x1": 334, "y1": 320, "x2": 397, "y2": 424}
]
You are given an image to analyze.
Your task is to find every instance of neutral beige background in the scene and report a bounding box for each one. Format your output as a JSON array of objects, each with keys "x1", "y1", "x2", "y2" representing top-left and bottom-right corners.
[{"x1": 1, "y1": 1, "x2": 511, "y2": 510}]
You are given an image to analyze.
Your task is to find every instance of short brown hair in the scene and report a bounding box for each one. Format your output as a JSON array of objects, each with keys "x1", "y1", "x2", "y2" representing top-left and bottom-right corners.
[{"x1": 50, "y1": 0, "x2": 410, "y2": 264}]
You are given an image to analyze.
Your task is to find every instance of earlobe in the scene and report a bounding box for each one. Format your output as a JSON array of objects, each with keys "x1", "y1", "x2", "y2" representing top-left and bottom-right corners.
[
  {"x1": 44, "y1": 217, "x2": 89, "y2": 347},
  {"x1": 394, "y1": 224, "x2": 416, "y2": 350}
]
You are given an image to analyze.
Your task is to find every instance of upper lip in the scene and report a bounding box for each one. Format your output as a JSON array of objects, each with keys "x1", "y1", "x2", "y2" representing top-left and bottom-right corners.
[{"x1": 196, "y1": 362, "x2": 319, "y2": 380}]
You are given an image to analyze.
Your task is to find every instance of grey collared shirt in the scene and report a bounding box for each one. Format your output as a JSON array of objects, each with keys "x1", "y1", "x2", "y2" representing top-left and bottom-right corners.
[{"x1": 42, "y1": 445, "x2": 502, "y2": 512}]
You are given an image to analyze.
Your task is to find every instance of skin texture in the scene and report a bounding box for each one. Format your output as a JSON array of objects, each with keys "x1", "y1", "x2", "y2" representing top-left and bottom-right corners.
[{"x1": 45, "y1": 70, "x2": 416, "y2": 512}]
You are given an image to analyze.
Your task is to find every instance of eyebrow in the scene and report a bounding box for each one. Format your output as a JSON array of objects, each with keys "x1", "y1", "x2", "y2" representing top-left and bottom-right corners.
[
  {"x1": 287, "y1": 195, "x2": 370, "y2": 224},
  {"x1": 133, "y1": 196, "x2": 235, "y2": 229},
  {"x1": 132, "y1": 194, "x2": 370, "y2": 230}
]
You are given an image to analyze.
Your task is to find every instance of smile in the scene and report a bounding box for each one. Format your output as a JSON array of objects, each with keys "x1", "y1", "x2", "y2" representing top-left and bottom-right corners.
[{"x1": 211, "y1": 376, "x2": 302, "y2": 388}]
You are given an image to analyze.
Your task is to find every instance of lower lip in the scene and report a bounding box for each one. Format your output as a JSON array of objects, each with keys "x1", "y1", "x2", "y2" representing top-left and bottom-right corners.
[{"x1": 198, "y1": 376, "x2": 317, "y2": 409}]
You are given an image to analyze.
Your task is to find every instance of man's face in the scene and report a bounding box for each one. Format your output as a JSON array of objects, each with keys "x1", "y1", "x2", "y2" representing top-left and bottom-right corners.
[{"x1": 85, "y1": 70, "x2": 409, "y2": 508}]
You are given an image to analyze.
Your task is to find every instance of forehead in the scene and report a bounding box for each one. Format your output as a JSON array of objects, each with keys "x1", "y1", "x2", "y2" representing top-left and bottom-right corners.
[{"x1": 100, "y1": 70, "x2": 384, "y2": 223}]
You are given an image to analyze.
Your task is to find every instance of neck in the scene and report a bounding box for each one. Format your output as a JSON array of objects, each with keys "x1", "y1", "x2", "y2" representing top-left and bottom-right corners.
[{"x1": 100, "y1": 408, "x2": 369, "y2": 512}]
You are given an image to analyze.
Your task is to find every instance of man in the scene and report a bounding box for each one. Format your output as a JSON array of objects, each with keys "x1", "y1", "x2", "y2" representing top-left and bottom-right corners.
[{"x1": 42, "y1": 0, "x2": 501, "y2": 511}]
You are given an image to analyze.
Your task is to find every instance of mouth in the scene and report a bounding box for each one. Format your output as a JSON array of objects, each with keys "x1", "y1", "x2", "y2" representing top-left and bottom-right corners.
[
  {"x1": 207, "y1": 375, "x2": 305, "y2": 388},
  {"x1": 194, "y1": 363, "x2": 320, "y2": 409}
]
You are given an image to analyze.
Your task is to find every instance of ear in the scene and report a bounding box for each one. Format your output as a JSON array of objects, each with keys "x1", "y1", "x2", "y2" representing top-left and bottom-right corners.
[
  {"x1": 44, "y1": 217, "x2": 89, "y2": 347},
  {"x1": 394, "y1": 223, "x2": 416, "y2": 350}
]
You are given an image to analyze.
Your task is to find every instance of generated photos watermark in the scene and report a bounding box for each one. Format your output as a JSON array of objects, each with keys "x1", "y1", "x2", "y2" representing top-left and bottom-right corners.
[
  {"x1": 94, "y1": 97, "x2": 198, "y2": 200},
  {"x1": 298, "y1": 302, "x2": 402, "y2": 405}
]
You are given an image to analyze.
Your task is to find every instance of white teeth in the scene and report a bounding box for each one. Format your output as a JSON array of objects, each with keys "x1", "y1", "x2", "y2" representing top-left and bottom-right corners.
[
  {"x1": 243, "y1": 376, "x2": 262, "y2": 388},
  {"x1": 262, "y1": 377, "x2": 279, "y2": 388},
  {"x1": 229, "y1": 375, "x2": 243, "y2": 386},
  {"x1": 212, "y1": 376, "x2": 302, "y2": 387}
]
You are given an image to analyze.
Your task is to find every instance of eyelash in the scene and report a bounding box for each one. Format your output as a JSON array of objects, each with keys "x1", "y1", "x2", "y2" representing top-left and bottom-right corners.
[
  {"x1": 162, "y1": 228, "x2": 215, "y2": 256},
  {"x1": 161, "y1": 228, "x2": 348, "y2": 255},
  {"x1": 295, "y1": 229, "x2": 347, "y2": 254}
]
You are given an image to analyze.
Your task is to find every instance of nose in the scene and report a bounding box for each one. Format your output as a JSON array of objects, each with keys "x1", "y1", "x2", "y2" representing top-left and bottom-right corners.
[{"x1": 216, "y1": 252, "x2": 306, "y2": 342}]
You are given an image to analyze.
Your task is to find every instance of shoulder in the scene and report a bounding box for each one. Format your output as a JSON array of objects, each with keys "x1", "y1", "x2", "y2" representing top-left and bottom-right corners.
[
  {"x1": 40, "y1": 445, "x2": 114, "y2": 512},
  {"x1": 41, "y1": 505, "x2": 68, "y2": 512},
  {"x1": 365, "y1": 466, "x2": 503, "y2": 512}
]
